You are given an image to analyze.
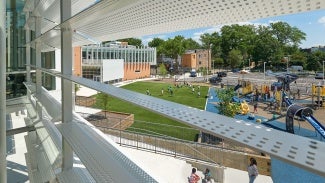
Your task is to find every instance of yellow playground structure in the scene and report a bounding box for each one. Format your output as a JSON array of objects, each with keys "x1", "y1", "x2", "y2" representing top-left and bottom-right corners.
[
  {"x1": 237, "y1": 79, "x2": 253, "y2": 95},
  {"x1": 311, "y1": 84, "x2": 325, "y2": 108},
  {"x1": 240, "y1": 100, "x2": 250, "y2": 115}
]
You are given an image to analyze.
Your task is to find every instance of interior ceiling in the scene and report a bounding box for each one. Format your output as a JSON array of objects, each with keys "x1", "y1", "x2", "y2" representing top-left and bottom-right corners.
[{"x1": 25, "y1": 0, "x2": 325, "y2": 51}]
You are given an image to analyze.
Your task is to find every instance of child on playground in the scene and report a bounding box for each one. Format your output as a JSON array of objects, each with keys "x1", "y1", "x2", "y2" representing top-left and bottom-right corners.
[{"x1": 253, "y1": 102, "x2": 258, "y2": 113}]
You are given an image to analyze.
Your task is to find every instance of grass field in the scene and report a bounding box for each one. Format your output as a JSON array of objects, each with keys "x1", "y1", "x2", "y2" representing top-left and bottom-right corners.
[{"x1": 93, "y1": 81, "x2": 209, "y2": 141}]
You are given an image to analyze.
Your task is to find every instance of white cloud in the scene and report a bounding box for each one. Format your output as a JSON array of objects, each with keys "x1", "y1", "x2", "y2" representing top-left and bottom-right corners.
[
  {"x1": 318, "y1": 16, "x2": 325, "y2": 25},
  {"x1": 141, "y1": 34, "x2": 167, "y2": 46},
  {"x1": 191, "y1": 26, "x2": 223, "y2": 43},
  {"x1": 268, "y1": 20, "x2": 281, "y2": 24}
]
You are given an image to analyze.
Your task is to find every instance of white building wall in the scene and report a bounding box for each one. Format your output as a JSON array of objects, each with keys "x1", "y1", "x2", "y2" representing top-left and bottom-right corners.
[{"x1": 102, "y1": 59, "x2": 124, "y2": 82}]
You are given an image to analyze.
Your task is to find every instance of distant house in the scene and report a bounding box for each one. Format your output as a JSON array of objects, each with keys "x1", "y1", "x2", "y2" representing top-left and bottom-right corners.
[{"x1": 181, "y1": 49, "x2": 211, "y2": 72}]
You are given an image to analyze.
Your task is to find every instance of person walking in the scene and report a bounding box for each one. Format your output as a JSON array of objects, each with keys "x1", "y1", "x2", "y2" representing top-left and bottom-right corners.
[
  {"x1": 146, "y1": 89, "x2": 150, "y2": 95},
  {"x1": 202, "y1": 168, "x2": 211, "y2": 183},
  {"x1": 188, "y1": 168, "x2": 200, "y2": 183},
  {"x1": 248, "y1": 158, "x2": 258, "y2": 183},
  {"x1": 253, "y1": 102, "x2": 258, "y2": 113}
]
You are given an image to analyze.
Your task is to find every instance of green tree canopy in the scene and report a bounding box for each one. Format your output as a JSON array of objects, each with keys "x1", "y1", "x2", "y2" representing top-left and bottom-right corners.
[
  {"x1": 216, "y1": 88, "x2": 240, "y2": 117},
  {"x1": 306, "y1": 51, "x2": 325, "y2": 71},
  {"x1": 220, "y1": 24, "x2": 255, "y2": 60},
  {"x1": 148, "y1": 38, "x2": 165, "y2": 55},
  {"x1": 118, "y1": 38, "x2": 143, "y2": 47},
  {"x1": 95, "y1": 92, "x2": 110, "y2": 117},
  {"x1": 158, "y1": 63, "x2": 168, "y2": 79},
  {"x1": 184, "y1": 38, "x2": 201, "y2": 50},
  {"x1": 228, "y1": 49, "x2": 242, "y2": 68}
]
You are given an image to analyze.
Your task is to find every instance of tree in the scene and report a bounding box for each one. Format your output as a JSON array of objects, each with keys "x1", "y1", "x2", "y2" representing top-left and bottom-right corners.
[
  {"x1": 158, "y1": 63, "x2": 167, "y2": 79},
  {"x1": 216, "y1": 88, "x2": 240, "y2": 117},
  {"x1": 163, "y1": 35, "x2": 187, "y2": 72},
  {"x1": 148, "y1": 38, "x2": 165, "y2": 63},
  {"x1": 184, "y1": 38, "x2": 201, "y2": 50},
  {"x1": 200, "y1": 32, "x2": 222, "y2": 60},
  {"x1": 228, "y1": 49, "x2": 242, "y2": 69},
  {"x1": 270, "y1": 22, "x2": 306, "y2": 47},
  {"x1": 289, "y1": 52, "x2": 307, "y2": 67},
  {"x1": 74, "y1": 84, "x2": 80, "y2": 93},
  {"x1": 148, "y1": 38, "x2": 165, "y2": 48},
  {"x1": 96, "y1": 92, "x2": 110, "y2": 117},
  {"x1": 117, "y1": 38, "x2": 143, "y2": 47},
  {"x1": 220, "y1": 24, "x2": 255, "y2": 61},
  {"x1": 269, "y1": 22, "x2": 306, "y2": 61},
  {"x1": 306, "y1": 51, "x2": 325, "y2": 71},
  {"x1": 253, "y1": 25, "x2": 281, "y2": 64},
  {"x1": 214, "y1": 57, "x2": 224, "y2": 69}
]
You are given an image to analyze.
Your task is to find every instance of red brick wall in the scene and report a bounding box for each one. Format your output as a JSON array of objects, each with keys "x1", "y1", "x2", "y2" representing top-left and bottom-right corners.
[{"x1": 124, "y1": 62, "x2": 151, "y2": 80}]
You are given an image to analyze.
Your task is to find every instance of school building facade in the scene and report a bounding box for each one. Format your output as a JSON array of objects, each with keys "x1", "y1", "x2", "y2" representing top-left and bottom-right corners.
[{"x1": 74, "y1": 42, "x2": 157, "y2": 83}]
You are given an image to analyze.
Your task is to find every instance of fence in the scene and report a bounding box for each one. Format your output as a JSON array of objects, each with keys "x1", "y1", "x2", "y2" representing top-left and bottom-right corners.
[{"x1": 87, "y1": 120, "x2": 271, "y2": 175}]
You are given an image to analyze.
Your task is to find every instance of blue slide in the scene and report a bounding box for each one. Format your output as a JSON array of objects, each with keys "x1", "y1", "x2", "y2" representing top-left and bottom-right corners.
[
  {"x1": 234, "y1": 84, "x2": 242, "y2": 91},
  {"x1": 283, "y1": 94, "x2": 325, "y2": 139},
  {"x1": 304, "y1": 116, "x2": 325, "y2": 139}
]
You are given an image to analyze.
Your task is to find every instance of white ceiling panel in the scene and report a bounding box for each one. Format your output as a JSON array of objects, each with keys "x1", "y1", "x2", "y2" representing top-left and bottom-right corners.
[{"x1": 26, "y1": 0, "x2": 325, "y2": 51}]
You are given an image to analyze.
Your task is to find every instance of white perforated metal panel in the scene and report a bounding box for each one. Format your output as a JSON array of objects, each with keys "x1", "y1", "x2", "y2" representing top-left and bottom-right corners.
[{"x1": 25, "y1": 0, "x2": 325, "y2": 51}]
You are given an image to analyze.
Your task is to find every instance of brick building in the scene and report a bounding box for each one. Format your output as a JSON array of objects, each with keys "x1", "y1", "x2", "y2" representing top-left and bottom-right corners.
[
  {"x1": 181, "y1": 49, "x2": 211, "y2": 71},
  {"x1": 74, "y1": 42, "x2": 156, "y2": 83}
]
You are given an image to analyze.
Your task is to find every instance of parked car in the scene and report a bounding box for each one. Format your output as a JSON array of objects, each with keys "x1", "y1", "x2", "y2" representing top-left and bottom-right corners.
[
  {"x1": 209, "y1": 76, "x2": 222, "y2": 83},
  {"x1": 315, "y1": 72, "x2": 324, "y2": 79},
  {"x1": 217, "y1": 72, "x2": 227, "y2": 77},
  {"x1": 231, "y1": 68, "x2": 240, "y2": 73},
  {"x1": 189, "y1": 71, "x2": 197, "y2": 77}
]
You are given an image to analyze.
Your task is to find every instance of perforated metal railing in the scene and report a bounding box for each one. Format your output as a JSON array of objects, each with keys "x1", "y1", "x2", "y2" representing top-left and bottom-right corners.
[
  {"x1": 37, "y1": 67, "x2": 325, "y2": 177},
  {"x1": 24, "y1": 81, "x2": 159, "y2": 182}
]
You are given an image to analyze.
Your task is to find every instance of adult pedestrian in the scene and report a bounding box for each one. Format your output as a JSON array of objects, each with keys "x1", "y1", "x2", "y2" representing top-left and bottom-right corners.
[
  {"x1": 188, "y1": 168, "x2": 200, "y2": 183},
  {"x1": 248, "y1": 158, "x2": 258, "y2": 183},
  {"x1": 202, "y1": 168, "x2": 211, "y2": 183}
]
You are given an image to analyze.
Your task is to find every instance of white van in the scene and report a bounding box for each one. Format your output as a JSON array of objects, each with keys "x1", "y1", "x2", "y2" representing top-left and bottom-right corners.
[{"x1": 290, "y1": 65, "x2": 303, "y2": 72}]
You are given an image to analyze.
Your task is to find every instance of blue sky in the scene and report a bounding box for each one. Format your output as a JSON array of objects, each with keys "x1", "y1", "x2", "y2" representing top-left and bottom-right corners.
[{"x1": 141, "y1": 9, "x2": 325, "y2": 49}]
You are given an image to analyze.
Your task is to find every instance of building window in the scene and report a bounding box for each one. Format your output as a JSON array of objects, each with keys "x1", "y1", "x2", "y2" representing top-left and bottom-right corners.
[{"x1": 199, "y1": 61, "x2": 202, "y2": 65}]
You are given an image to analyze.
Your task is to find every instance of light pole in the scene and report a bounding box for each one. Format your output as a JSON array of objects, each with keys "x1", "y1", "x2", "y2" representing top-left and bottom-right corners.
[
  {"x1": 264, "y1": 62, "x2": 266, "y2": 80},
  {"x1": 323, "y1": 61, "x2": 325, "y2": 82},
  {"x1": 285, "y1": 55, "x2": 290, "y2": 73},
  {"x1": 248, "y1": 58, "x2": 251, "y2": 71},
  {"x1": 207, "y1": 44, "x2": 212, "y2": 78}
]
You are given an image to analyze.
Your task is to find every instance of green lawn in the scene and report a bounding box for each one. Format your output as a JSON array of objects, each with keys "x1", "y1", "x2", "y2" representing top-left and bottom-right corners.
[{"x1": 93, "y1": 81, "x2": 209, "y2": 141}]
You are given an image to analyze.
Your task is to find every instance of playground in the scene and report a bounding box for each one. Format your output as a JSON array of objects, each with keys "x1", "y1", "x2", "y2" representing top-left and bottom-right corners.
[
  {"x1": 206, "y1": 78, "x2": 325, "y2": 182},
  {"x1": 206, "y1": 72, "x2": 325, "y2": 142}
]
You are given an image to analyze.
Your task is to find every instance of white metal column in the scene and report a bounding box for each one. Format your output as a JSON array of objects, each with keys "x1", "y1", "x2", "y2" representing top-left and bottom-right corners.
[
  {"x1": 35, "y1": 15, "x2": 42, "y2": 106},
  {"x1": 26, "y1": 12, "x2": 31, "y2": 83},
  {"x1": 60, "y1": 0, "x2": 74, "y2": 170},
  {"x1": 0, "y1": 0, "x2": 6, "y2": 182}
]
